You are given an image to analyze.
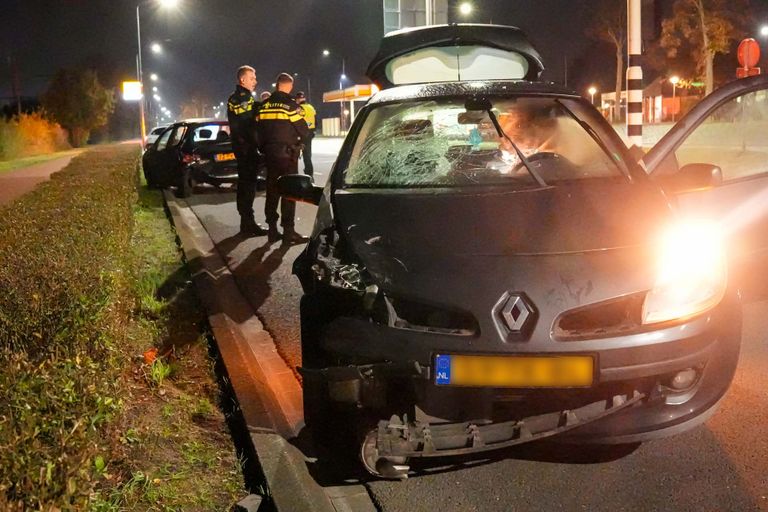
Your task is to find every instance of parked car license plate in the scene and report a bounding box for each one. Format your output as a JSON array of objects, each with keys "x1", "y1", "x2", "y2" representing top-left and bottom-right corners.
[
  {"x1": 215, "y1": 152, "x2": 236, "y2": 162},
  {"x1": 434, "y1": 354, "x2": 594, "y2": 388}
]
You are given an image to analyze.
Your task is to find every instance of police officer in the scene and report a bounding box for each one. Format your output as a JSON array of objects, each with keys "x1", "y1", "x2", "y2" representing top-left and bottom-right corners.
[
  {"x1": 227, "y1": 65, "x2": 266, "y2": 236},
  {"x1": 257, "y1": 73, "x2": 309, "y2": 243},
  {"x1": 295, "y1": 91, "x2": 316, "y2": 177}
]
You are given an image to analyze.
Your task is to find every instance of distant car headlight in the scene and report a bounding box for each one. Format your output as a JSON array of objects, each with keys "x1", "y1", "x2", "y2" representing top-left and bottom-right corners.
[{"x1": 642, "y1": 221, "x2": 727, "y2": 325}]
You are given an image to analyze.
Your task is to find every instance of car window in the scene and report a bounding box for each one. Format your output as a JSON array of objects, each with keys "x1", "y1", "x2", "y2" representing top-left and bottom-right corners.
[
  {"x1": 673, "y1": 90, "x2": 768, "y2": 182},
  {"x1": 191, "y1": 124, "x2": 230, "y2": 144},
  {"x1": 344, "y1": 97, "x2": 626, "y2": 188},
  {"x1": 155, "y1": 128, "x2": 173, "y2": 150},
  {"x1": 168, "y1": 126, "x2": 187, "y2": 147},
  {"x1": 150, "y1": 127, "x2": 167, "y2": 135}
]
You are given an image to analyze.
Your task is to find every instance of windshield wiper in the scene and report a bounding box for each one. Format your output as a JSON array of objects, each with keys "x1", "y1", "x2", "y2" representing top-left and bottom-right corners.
[
  {"x1": 485, "y1": 108, "x2": 548, "y2": 187},
  {"x1": 554, "y1": 99, "x2": 625, "y2": 174}
]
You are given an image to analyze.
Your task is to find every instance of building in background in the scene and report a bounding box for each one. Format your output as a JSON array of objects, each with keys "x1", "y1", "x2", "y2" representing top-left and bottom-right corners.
[{"x1": 383, "y1": 0, "x2": 448, "y2": 34}]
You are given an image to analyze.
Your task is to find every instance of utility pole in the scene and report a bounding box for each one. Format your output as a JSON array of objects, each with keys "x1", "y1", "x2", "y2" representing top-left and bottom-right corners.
[
  {"x1": 8, "y1": 55, "x2": 21, "y2": 115},
  {"x1": 626, "y1": 0, "x2": 643, "y2": 148}
]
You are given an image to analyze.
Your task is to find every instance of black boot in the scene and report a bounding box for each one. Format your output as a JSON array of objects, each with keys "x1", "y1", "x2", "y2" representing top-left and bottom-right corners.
[
  {"x1": 240, "y1": 218, "x2": 267, "y2": 237},
  {"x1": 267, "y1": 224, "x2": 282, "y2": 243},
  {"x1": 281, "y1": 226, "x2": 309, "y2": 245}
]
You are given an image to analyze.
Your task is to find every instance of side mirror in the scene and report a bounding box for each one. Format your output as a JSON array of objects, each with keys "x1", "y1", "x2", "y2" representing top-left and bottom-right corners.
[
  {"x1": 277, "y1": 174, "x2": 323, "y2": 205},
  {"x1": 658, "y1": 163, "x2": 723, "y2": 194}
]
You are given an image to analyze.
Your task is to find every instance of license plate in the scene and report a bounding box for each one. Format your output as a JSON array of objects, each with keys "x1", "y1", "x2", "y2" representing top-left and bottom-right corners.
[
  {"x1": 215, "y1": 152, "x2": 236, "y2": 162},
  {"x1": 434, "y1": 354, "x2": 594, "y2": 388}
]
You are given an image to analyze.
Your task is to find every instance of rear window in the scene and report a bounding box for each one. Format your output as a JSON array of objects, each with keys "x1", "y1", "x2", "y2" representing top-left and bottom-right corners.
[
  {"x1": 344, "y1": 96, "x2": 627, "y2": 189},
  {"x1": 190, "y1": 124, "x2": 230, "y2": 144}
]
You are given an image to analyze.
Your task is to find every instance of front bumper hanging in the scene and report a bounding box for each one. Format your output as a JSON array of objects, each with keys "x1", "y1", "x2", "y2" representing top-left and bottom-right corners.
[{"x1": 373, "y1": 390, "x2": 645, "y2": 459}]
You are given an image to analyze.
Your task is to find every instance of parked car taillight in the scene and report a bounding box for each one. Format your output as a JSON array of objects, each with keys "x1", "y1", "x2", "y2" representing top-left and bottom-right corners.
[{"x1": 181, "y1": 153, "x2": 200, "y2": 164}]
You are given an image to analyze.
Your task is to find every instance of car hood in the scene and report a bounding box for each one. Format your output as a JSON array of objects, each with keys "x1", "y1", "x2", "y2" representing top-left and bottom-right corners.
[
  {"x1": 336, "y1": 180, "x2": 670, "y2": 260},
  {"x1": 331, "y1": 180, "x2": 674, "y2": 344}
]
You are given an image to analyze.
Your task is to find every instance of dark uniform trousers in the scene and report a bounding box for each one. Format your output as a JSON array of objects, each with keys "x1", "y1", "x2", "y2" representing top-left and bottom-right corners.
[
  {"x1": 264, "y1": 145, "x2": 299, "y2": 227},
  {"x1": 302, "y1": 130, "x2": 315, "y2": 177},
  {"x1": 235, "y1": 149, "x2": 260, "y2": 220}
]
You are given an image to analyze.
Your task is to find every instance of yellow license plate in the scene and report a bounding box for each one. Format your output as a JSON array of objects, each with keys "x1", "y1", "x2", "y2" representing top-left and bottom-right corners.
[
  {"x1": 215, "y1": 152, "x2": 236, "y2": 162},
  {"x1": 434, "y1": 354, "x2": 594, "y2": 388}
]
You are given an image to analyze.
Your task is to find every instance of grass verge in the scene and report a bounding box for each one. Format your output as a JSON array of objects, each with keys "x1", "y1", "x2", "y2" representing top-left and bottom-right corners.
[
  {"x1": 0, "y1": 149, "x2": 82, "y2": 174},
  {"x1": 90, "y1": 170, "x2": 244, "y2": 511},
  {"x1": 0, "y1": 145, "x2": 244, "y2": 510}
]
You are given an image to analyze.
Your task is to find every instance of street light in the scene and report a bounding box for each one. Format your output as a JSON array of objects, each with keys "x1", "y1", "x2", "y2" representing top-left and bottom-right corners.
[
  {"x1": 150, "y1": 42, "x2": 162, "y2": 54},
  {"x1": 670, "y1": 75, "x2": 680, "y2": 122},
  {"x1": 761, "y1": 25, "x2": 768, "y2": 37},
  {"x1": 459, "y1": 2, "x2": 473, "y2": 16},
  {"x1": 588, "y1": 86, "x2": 597, "y2": 105},
  {"x1": 323, "y1": 49, "x2": 348, "y2": 132},
  {"x1": 150, "y1": 73, "x2": 158, "y2": 81},
  {"x1": 136, "y1": 0, "x2": 180, "y2": 144}
]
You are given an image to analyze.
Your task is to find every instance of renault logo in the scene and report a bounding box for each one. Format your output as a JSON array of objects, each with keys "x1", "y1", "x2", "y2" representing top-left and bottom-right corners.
[
  {"x1": 492, "y1": 292, "x2": 536, "y2": 341},
  {"x1": 501, "y1": 295, "x2": 531, "y2": 331}
]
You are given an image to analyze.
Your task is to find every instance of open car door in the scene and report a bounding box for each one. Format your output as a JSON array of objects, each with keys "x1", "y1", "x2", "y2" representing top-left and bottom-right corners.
[{"x1": 644, "y1": 74, "x2": 768, "y2": 299}]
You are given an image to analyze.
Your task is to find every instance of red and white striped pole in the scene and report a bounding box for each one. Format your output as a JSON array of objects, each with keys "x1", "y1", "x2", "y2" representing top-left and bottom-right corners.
[{"x1": 626, "y1": 0, "x2": 643, "y2": 148}]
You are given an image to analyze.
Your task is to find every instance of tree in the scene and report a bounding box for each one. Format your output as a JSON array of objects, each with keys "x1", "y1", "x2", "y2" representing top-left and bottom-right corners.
[
  {"x1": 42, "y1": 68, "x2": 114, "y2": 147},
  {"x1": 587, "y1": 0, "x2": 626, "y2": 122},
  {"x1": 660, "y1": 0, "x2": 747, "y2": 95}
]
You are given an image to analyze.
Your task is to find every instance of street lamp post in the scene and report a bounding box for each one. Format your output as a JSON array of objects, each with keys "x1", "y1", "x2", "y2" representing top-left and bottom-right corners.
[
  {"x1": 136, "y1": 5, "x2": 146, "y2": 145},
  {"x1": 323, "y1": 49, "x2": 347, "y2": 134},
  {"x1": 588, "y1": 86, "x2": 597, "y2": 106},
  {"x1": 670, "y1": 75, "x2": 680, "y2": 122},
  {"x1": 136, "y1": 0, "x2": 179, "y2": 145}
]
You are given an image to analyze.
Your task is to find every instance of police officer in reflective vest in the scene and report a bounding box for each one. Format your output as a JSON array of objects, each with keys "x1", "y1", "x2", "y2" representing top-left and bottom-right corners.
[
  {"x1": 227, "y1": 65, "x2": 266, "y2": 236},
  {"x1": 257, "y1": 73, "x2": 309, "y2": 243},
  {"x1": 295, "y1": 91, "x2": 316, "y2": 177}
]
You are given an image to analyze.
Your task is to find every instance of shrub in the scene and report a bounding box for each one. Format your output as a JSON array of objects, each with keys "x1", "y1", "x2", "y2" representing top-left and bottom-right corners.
[
  {"x1": 0, "y1": 145, "x2": 139, "y2": 509},
  {"x1": 0, "y1": 112, "x2": 70, "y2": 160}
]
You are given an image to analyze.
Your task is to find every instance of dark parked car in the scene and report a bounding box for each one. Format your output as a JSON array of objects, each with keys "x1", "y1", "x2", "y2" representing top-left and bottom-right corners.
[
  {"x1": 279, "y1": 25, "x2": 768, "y2": 479},
  {"x1": 142, "y1": 119, "x2": 255, "y2": 197}
]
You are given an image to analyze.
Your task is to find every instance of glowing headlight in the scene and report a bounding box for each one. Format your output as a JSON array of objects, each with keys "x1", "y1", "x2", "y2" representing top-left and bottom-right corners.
[{"x1": 642, "y1": 221, "x2": 727, "y2": 325}]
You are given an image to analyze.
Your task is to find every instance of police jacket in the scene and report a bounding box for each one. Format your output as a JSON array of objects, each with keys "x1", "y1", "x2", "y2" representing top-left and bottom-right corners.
[
  {"x1": 256, "y1": 90, "x2": 309, "y2": 149},
  {"x1": 227, "y1": 84, "x2": 258, "y2": 154}
]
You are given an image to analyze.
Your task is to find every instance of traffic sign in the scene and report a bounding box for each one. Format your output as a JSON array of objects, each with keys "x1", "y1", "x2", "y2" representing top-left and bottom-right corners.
[{"x1": 738, "y1": 39, "x2": 760, "y2": 69}]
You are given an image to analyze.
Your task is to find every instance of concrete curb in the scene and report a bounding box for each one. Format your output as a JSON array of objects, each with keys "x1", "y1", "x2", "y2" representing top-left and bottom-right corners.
[{"x1": 163, "y1": 191, "x2": 376, "y2": 512}]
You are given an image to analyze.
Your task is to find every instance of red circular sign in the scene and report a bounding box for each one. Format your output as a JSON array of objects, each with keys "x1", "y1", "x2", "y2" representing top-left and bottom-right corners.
[{"x1": 738, "y1": 38, "x2": 761, "y2": 68}]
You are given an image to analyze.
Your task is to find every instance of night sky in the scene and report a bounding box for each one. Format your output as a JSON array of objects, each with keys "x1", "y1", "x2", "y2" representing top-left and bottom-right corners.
[{"x1": 0, "y1": 0, "x2": 605, "y2": 114}]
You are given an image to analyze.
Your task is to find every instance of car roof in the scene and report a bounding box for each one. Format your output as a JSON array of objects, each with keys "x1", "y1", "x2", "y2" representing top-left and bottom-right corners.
[
  {"x1": 366, "y1": 80, "x2": 581, "y2": 105},
  {"x1": 177, "y1": 118, "x2": 224, "y2": 125}
]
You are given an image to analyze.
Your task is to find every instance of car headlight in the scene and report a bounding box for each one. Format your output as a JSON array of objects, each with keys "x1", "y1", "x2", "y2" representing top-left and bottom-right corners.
[{"x1": 642, "y1": 220, "x2": 727, "y2": 325}]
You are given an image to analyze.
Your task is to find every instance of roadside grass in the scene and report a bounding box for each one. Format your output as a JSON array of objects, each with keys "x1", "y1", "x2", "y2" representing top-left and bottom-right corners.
[
  {"x1": 0, "y1": 148, "x2": 82, "y2": 174},
  {"x1": 89, "y1": 175, "x2": 244, "y2": 510}
]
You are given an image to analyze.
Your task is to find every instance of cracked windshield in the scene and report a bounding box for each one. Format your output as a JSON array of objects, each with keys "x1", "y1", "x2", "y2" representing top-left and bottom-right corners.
[{"x1": 345, "y1": 97, "x2": 626, "y2": 188}]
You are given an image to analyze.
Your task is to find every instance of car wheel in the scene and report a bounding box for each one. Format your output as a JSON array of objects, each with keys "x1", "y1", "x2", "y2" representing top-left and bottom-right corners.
[
  {"x1": 177, "y1": 168, "x2": 196, "y2": 198},
  {"x1": 143, "y1": 167, "x2": 159, "y2": 189}
]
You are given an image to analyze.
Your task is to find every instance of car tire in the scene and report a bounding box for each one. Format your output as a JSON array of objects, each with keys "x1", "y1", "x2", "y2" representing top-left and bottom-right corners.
[
  {"x1": 177, "y1": 168, "x2": 195, "y2": 198},
  {"x1": 144, "y1": 167, "x2": 159, "y2": 189}
]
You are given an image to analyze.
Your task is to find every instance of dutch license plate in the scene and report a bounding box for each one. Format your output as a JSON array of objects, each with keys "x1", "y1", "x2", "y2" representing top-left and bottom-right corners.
[
  {"x1": 434, "y1": 354, "x2": 594, "y2": 388},
  {"x1": 215, "y1": 152, "x2": 236, "y2": 162}
]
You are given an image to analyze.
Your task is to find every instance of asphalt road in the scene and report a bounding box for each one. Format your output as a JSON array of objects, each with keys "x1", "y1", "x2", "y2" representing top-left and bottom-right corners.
[
  {"x1": 0, "y1": 153, "x2": 80, "y2": 206},
  {"x1": 182, "y1": 138, "x2": 768, "y2": 512}
]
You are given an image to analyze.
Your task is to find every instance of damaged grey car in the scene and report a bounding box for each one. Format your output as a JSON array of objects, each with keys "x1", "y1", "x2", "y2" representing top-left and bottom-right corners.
[{"x1": 277, "y1": 25, "x2": 768, "y2": 479}]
